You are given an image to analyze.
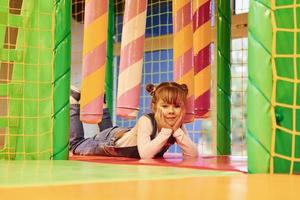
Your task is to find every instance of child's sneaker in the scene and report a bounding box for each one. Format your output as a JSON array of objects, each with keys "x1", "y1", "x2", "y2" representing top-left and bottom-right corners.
[{"x1": 71, "y1": 85, "x2": 81, "y2": 102}]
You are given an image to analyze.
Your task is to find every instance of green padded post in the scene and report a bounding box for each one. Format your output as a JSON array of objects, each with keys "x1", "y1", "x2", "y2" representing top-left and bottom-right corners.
[
  {"x1": 217, "y1": 0, "x2": 231, "y2": 155},
  {"x1": 247, "y1": 0, "x2": 272, "y2": 173},
  {"x1": 105, "y1": 0, "x2": 115, "y2": 116},
  {"x1": 53, "y1": 0, "x2": 71, "y2": 160}
]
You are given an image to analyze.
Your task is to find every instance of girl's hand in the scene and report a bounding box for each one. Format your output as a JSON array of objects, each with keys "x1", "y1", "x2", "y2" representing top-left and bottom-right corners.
[
  {"x1": 172, "y1": 110, "x2": 184, "y2": 132},
  {"x1": 155, "y1": 108, "x2": 172, "y2": 129}
]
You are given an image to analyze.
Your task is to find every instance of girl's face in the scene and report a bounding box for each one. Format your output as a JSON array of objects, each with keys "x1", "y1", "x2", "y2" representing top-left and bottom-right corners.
[{"x1": 155, "y1": 99, "x2": 184, "y2": 127}]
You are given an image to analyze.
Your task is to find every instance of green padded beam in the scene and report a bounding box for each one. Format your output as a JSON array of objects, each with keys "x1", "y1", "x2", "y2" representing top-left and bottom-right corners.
[{"x1": 217, "y1": 0, "x2": 231, "y2": 155}]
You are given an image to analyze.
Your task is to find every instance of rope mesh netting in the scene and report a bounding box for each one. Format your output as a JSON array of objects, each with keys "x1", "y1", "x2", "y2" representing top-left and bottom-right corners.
[
  {"x1": 270, "y1": 0, "x2": 300, "y2": 174},
  {"x1": 0, "y1": 0, "x2": 70, "y2": 160}
]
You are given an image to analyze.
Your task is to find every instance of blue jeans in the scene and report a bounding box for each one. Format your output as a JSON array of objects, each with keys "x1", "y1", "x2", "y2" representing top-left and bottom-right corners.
[{"x1": 70, "y1": 104, "x2": 118, "y2": 155}]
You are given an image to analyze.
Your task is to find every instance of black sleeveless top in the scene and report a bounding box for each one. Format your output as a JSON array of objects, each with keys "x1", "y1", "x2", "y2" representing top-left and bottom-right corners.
[{"x1": 103, "y1": 113, "x2": 176, "y2": 158}]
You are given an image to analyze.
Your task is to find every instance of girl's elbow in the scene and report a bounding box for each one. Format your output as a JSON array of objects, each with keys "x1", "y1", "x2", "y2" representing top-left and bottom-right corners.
[
  {"x1": 183, "y1": 149, "x2": 199, "y2": 158},
  {"x1": 191, "y1": 144, "x2": 199, "y2": 157},
  {"x1": 191, "y1": 151, "x2": 199, "y2": 158},
  {"x1": 140, "y1": 155, "x2": 154, "y2": 159},
  {"x1": 191, "y1": 148, "x2": 199, "y2": 157}
]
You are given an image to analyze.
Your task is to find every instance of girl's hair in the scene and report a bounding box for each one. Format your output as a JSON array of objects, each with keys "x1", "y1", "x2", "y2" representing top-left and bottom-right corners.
[{"x1": 146, "y1": 82, "x2": 188, "y2": 111}]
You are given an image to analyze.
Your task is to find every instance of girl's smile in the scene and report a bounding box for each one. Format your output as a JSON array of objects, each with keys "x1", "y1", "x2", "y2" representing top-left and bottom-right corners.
[{"x1": 156, "y1": 100, "x2": 183, "y2": 126}]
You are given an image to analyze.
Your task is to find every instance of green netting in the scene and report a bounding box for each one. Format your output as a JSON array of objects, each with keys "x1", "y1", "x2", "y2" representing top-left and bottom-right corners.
[
  {"x1": 248, "y1": 0, "x2": 300, "y2": 173},
  {"x1": 271, "y1": 1, "x2": 300, "y2": 173},
  {"x1": 0, "y1": 0, "x2": 70, "y2": 160}
]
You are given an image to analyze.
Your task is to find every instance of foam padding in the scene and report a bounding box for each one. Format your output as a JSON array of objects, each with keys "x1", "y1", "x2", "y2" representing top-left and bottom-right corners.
[
  {"x1": 70, "y1": 153, "x2": 247, "y2": 173},
  {"x1": 0, "y1": 160, "x2": 241, "y2": 187}
]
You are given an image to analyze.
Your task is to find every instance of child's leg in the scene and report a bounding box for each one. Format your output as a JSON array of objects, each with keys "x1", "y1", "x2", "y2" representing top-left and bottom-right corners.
[
  {"x1": 72, "y1": 138, "x2": 107, "y2": 155},
  {"x1": 97, "y1": 93, "x2": 113, "y2": 131},
  {"x1": 69, "y1": 86, "x2": 84, "y2": 151},
  {"x1": 98, "y1": 107, "x2": 113, "y2": 131},
  {"x1": 73, "y1": 127, "x2": 116, "y2": 155},
  {"x1": 70, "y1": 104, "x2": 109, "y2": 155},
  {"x1": 69, "y1": 103, "x2": 85, "y2": 151},
  {"x1": 70, "y1": 86, "x2": 113, "y2": 155}
]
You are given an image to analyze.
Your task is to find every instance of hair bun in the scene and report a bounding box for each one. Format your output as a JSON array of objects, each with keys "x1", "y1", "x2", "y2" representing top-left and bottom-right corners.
[
  {"x1": 180, "y1": 84, "x2": 188, "y2": 95},
  {"x1": 146, "y1": 83, "x2": 156, "y2": 96}
]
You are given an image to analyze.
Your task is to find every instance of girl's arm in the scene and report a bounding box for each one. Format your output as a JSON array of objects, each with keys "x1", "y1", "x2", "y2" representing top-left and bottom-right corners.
[
  {"x1": 137, "y1": 116, "x2": 173, "y2": 159},
  {"x1": 173, "y1": 126, "x2": 198, "y2": 158}
]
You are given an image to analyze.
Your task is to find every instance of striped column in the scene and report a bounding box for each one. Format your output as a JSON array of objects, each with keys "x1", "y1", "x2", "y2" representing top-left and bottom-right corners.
[
  {"x1": 116, "y1": 0, "x2": 147, "y2": 118},
  {"x1": 173, "y1": 0, "x2": 195, "y2": 123},
  {"x1": 192, "y1": 0, "x2": 211, "y2": 118},
  {"x1": 80, "y1": 0, "x2": 108, "y2": 123}
]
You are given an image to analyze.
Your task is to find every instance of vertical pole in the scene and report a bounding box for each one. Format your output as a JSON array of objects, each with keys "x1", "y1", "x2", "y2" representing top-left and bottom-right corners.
[
  {"x1": 247, "y1": 0, "x2": 272, "y2": 173},
  {"x1": 216, "y1": 0, "x2": 231, "y2": 155},
  {"x1": 53, "y1": 0, "x2": 71, "y2": 159},
  {"x1": 105, "y1": 0, "x2": 115, "y2": 116}
]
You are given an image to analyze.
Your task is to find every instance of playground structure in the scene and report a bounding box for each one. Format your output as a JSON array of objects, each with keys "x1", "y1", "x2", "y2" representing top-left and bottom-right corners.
[
  {"x1": 0, "y1": 0, "x2": 299, "y2": 176},
  {"x1": 0, "y1": 0, "x2": 70, "y2": 160}
]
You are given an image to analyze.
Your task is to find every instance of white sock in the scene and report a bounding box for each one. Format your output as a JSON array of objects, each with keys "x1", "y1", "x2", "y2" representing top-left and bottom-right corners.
[{"x1": 70, "y1": 96, "x2": 78, "y2": 104}]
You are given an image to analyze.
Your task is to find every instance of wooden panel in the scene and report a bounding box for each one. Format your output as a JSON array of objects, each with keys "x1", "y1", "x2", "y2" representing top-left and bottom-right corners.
[{"x1": 232, "y1": 13, "x2": 248, "y2": 38}]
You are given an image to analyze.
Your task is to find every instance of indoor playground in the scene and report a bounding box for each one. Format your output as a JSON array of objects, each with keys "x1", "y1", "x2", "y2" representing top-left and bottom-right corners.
[{"x1": 1, "y1": 0, "x2": 300, "y2": 199}]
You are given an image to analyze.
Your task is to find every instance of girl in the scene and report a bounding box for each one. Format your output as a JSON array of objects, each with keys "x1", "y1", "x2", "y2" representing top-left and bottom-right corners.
[{"x1": 69, "y1": 82, "x2": 198, "y2": 159}]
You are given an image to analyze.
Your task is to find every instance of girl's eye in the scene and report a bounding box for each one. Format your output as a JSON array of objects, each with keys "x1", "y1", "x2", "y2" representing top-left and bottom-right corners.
[{"x1": 162, "y1": 105, "x2": 168, "y2": 108}]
